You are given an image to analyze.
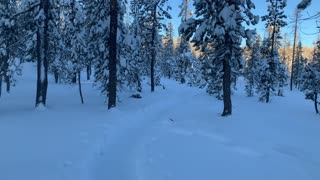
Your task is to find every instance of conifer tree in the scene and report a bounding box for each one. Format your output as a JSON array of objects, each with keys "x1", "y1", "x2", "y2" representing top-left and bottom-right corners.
[
  {"x1": 245, "y1": 36, "x2": 261, "y2": 97},
  {"x1": 180, "y1": 0, "x2": 258, "y2": 116},
  {"x1": 259, "y1": 0, "x2": 288, "y2": 102},
  {"x1": 300, "y1": 40, "x2": 320, "y2": 113}
]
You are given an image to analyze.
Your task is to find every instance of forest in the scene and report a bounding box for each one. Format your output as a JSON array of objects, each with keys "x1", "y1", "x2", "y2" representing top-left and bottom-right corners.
[
  {"x1": 0, "y1": 0, "x2": 319, "y2": 115},
  {"x1": 1, "y1": 0, "x2": 320, "y2": 180}
]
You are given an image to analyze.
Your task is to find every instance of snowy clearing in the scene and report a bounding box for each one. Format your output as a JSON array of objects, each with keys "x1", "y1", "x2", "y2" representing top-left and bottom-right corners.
[{"x1": 0, "y1": 63, "x2": 320, "y2": 180}]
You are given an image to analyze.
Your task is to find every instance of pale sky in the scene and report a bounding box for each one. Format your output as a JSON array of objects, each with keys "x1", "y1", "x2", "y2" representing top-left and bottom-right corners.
[{"x1": 167, "y1": 0, "x2": 320, "y2": 47}]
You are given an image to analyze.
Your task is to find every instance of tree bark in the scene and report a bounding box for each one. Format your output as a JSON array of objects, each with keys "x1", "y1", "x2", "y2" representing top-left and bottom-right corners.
[
  {"x1": 78, "y1": 72, "x2": 84, "y2": 104},
  {"x1": 72, "y1": 73, "x2": 77, "y2": 83},
  {"x1": 222, "y1": 40, "x2": 232, "y2": 116},
  {"x1": 0, "y1": 75, "x2": 2, "y2": 97},
  {"x1": 54, "y1": 69, "x2": 59, "y2": 84},
  {"x1": 150, "y1": 3, "x2": 158, "y2": 92},
  {"x1": 290, "y1": 10, "x2": 299, "y2": 91},
  {"x1": 35, "y1": 0, "x2": 49, "y2": 107},
  {"x1": 315, "y1": 93, "x2": 319, "y2": 114},
  {"x1": 108, "y1": 0, "x2": 118, "y2": 109},
  {"x1": 5, "y1": 75, "x2": 10, "y2": 93},
  {"x1": 86, "y1": 64, "x2": 91, "y2": 80}
]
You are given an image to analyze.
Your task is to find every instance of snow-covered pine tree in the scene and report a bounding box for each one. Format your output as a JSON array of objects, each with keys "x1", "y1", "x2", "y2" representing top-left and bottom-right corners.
[
  {"x1": 0, "y1": 0, "x2": 23, "y2": 96},
  {"x1": 63, "y1": 0, "x2": 88, "y2": 104},
  {"x1": 292, "y1": 41, "x2": 306, "y2": 88},
  {"x1": 186, "y1": 55, "x2": 202, "y2": 87},
  {"x1": 300, "y1": 40, "x2": 320, "y2": 113},
  {"x1": 245, "y1": 36, "x2": 261, "y2": 97},
  {"x1": 124, "y1": 0, "x2": 144, "y2": 93},
  {"x1": 280, "y1": 33, "x2": 291, "y2": 69},
  {"x1": 259, "y1": 0, "x2": 288, "y2": 102},
  {"x1": 180, "y1": 0, "x2": 258, "y2": 116},
  {"x1": 160, "y1": 22, "x2": 175, "y2": 79},
  {"x1": 139, "y1": 0, "x2": 171, "y2": 92},
  {"x1": 201, "y1": 47, "x2": 224, "y2": 100},
  {"x1": 175, "y1": 0, "x2": 192, "y2": 84},
  {"x1": 277, "y1": 52, "x2": 289, "y2": 96},
  {"x1": 86, "y1": 0, "x2": 127, "y2": 107}
]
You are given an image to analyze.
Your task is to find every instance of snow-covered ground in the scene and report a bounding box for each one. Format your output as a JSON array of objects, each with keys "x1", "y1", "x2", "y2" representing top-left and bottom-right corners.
[{"x1": 0, "y1": 63, "x2": 320, "y2": 180}]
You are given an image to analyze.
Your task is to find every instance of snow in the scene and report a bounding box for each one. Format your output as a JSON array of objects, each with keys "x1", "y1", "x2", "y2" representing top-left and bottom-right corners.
[{"x1": 0, "y1": 63, "x2": 320, "y2": 180}]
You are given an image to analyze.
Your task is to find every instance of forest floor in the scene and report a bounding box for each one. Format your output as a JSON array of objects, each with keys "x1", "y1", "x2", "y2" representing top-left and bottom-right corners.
[{"x1": 0, "y1": 63, "x2": 320, "y2": 180}]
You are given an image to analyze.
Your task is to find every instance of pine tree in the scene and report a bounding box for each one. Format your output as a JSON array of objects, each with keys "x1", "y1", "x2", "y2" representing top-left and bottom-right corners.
[
  {"x1": 300, "y1": 40, "x2": 320, "y2": 113},
  {"x1": 125, "y1": 0, "x2": 144, "y2": 93},
  {"x1": 0, "y1": 0, "x2": 23, "y2": 96},
  {"x1": 259, "y1": 0, "x2": 288, "y2": 102},
  {"x1": 245, "y1": 36, "x2": 261, "y2": 97},
  {"x1": 64, "y1": 0, "x2": 88, "y2": 104},
  {"x1": 180, "y1": 0, "x2": 258, "y2": 116},
  {"x1": 175, "y1": 0, "x2": 192, "y2": 84},
  {"x1": 139, "y1": 0, "x2": 171, "y2": 92},
  {"x1": 292, "y1": 41, "x2": 306, "y2": 88},
  {"x1": 277, "y1": 53, "x2": 289, "y2": 96},
  {"x1": 161, "y1": 22, "x2": 174, "y2": 79}
]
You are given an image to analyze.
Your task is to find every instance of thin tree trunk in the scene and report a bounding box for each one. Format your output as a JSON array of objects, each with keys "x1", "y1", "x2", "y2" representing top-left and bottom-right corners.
[
  {"x1": 108, "y1": 0, "x2": 118, "y2": 109},
  {"x1": 150, "y1": 3, "x2": 157, "y2": 92},
  {"x1": 266, "y1": 87, "x2": 270, "y2": 103},
  {"x1": 35, "y1": 0, "x2": 49, "y2": 107},
  {"x1": 72, "y1": 73, "x2": 77, "y2": 83},
  {"x1": 78, "y1": 72, "x2": 84, "y2": 104},
  {"x1": 54, "y1": 69, "x2": 59, "y2": 84},
  {"x1": 5, "y1": 75, "x2": 10, "y2": 93},
  {"x1": 86, "y1": 64, "x2": 91, "y2": 80},
  {"x1": 135, "y1": 71, "x2": 142, "y2": 93},
  {"x1": 0, "y1": 75, "x2": 2, "y2": 97},
  {"x1": 315, "y1": 93, "x2": 319, "y2": 114}
]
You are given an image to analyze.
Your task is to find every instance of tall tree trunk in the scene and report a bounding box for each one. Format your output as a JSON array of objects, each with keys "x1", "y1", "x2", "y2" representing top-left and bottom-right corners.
[
  {"x1": 290, "y1": 10, "x2": 299, "y2": 91},
  {"x1": 150, "y1": 4, "x2": 157, "y2": 92},
  {"x1": 222, "y1": 40, "x2": 232, "y2": 116},
  {"x1": 78, "y1": 72, "x2": 84, "y2": 104},
  {"x1": 108, "y1": 0, "x2": 118, "y2": 109},
  {"x1": 35, "y1": 0, "x2": 49, "y2": 107},
  {"x1": 315, "y1": 93, "x2": 319, "y2": 114}
]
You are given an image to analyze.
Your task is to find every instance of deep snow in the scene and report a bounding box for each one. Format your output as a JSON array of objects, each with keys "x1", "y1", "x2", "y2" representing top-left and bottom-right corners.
[{"x1": 0, "y1": 63, "x2": 320, "y2": 180}]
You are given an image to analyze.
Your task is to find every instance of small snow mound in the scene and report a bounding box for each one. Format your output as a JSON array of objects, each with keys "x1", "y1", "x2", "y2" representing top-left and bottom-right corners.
[{"x1": 35, "y1": 104, "x2": 47, "y2": 111}]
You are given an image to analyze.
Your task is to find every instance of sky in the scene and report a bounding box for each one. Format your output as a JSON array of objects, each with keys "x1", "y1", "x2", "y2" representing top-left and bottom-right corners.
[{"x1": 166, "y1": 0, "x2": 319, "y2": 47}]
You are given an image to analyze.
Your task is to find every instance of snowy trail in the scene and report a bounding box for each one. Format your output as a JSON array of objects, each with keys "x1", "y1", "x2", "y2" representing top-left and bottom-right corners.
[
  {"x1": 90, "y1": 82, "x2": 320, "y2": 180},
  {"x1": 92, "y1": 87, "x2": 198, "y2": 180},
  {"x1": 1, "y1": 64, "x2": 320, "y2": 180}
]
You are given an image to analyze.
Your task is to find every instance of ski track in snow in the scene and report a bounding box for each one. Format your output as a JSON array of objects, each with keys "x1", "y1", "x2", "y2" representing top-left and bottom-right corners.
[
  {"x1": 1, "y1": 64, "x2": 320, "y2": 180},
  {"x1": 92, "y1": 89, "x2": 199, "y2": 180}
]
